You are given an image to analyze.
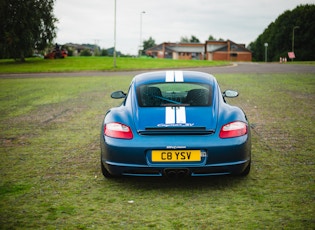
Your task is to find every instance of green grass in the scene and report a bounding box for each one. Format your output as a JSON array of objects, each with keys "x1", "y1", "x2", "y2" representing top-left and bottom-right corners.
[
  {"x1": 0, "y1": 73, "x2": 314, "y2": 229},
  {"x1": 0, "y1": 56, "x2": 229, "y2": 73}
]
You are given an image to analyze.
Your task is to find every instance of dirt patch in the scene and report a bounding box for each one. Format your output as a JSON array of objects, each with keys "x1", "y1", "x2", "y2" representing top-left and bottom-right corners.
[{"x1": 0, "y1": 135, "x2": 32, "y2": 147}]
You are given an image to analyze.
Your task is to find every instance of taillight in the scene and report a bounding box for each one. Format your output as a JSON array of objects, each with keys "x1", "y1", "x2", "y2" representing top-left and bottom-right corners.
[
  {"x1": 104, "y1": 122, "x2": 133, "y2": 139},
  {"x1": 219, "y1": 121, "x2": 247, "y2": 138}
]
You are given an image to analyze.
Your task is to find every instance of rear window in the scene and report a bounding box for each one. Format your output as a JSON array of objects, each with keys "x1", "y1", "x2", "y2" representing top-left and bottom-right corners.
[{"x1": 137, "y1": 83, "x2": 212, "y2": 107}]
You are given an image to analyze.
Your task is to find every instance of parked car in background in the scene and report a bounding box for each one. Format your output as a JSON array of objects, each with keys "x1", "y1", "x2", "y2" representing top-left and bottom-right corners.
[{"x1": 44, "y1": 43, "x2": 67, "y2": 59}]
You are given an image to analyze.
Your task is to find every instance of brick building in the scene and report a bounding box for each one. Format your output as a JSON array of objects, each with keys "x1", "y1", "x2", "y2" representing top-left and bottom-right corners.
[{"x1": 145, "y1": 40, "x2": 252, "y2": 62}]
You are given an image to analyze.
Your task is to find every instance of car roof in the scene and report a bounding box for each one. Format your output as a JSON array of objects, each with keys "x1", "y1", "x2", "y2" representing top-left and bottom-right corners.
[{"x1": 132, "y1": 71, "x2": 216, "y2": 86}]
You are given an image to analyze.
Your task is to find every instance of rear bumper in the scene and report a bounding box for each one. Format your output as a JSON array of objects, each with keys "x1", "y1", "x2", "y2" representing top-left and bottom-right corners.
[
  {"x1": 101, "y1": 158, "x2": 250, "y2": 177},
  {"x1": 101, "y1": 132, "x2": 251, "y2": 177}
]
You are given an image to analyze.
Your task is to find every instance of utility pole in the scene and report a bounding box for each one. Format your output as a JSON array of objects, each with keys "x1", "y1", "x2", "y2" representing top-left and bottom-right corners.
[
  {"x1": 113, "y1": 0, "x2": 117, "y2": 68},
  {"x1": 139, "y1": 11, "x2": 145, "y2": 57},
  {"x1": 264, "y1": 43, "x2": 268, "y2": 62},
  {"x1": 291, "y1": 26, "x2": 299, "y2": 61}
]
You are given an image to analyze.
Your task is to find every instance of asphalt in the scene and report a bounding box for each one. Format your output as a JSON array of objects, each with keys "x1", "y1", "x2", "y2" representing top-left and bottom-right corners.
[{"x1": 0, "y1": 62, "x2": 314, "y2": 78}]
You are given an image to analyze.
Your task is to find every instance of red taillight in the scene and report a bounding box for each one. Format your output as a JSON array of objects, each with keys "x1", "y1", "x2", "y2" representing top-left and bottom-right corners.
[
  {"x1": 219, "y1": 121, "x2": 248, "y2": 138},
  {"x1": 104, "y1": 122, "x2": 133, "y2": 139}
]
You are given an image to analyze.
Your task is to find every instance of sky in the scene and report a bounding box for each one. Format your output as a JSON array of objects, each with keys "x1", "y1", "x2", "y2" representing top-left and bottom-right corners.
[{"x1": 54, "y1": 0, "x2": 314, "y2": 55}]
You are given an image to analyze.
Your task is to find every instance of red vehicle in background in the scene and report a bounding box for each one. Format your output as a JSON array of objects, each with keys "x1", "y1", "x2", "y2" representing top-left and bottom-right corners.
[{"x1": 44, "y1": 43, "x2": 67, "y2": 59}]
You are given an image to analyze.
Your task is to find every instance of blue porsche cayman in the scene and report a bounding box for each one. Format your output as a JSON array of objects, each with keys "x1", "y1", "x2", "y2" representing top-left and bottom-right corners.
[{"x1": 100, "y1": 71, "x2": 251, "y2": 178}]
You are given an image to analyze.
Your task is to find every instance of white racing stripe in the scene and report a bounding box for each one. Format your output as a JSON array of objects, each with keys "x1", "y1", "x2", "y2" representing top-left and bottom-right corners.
[
  {"x1": 165, "y1": 107, "x2": 175, "y2": 124},
  {"x1": 165, "y1": 71, "x2": 184, "y2": 82},
  {"x1": 165, "y1": 107, "x2": 186, "y2": 124},
  {"x1": 164, "y1": 71, "x2": 186, "y2": 124},
  {"x1": 176, "y1": 107, "x2": 186, "y2": 123},
  {"x1": 166, "y1": 71, "x2": 174, "y2": 82},
  {"x1": 174, "y1": 71, "x2": 184, "y2": 82}
]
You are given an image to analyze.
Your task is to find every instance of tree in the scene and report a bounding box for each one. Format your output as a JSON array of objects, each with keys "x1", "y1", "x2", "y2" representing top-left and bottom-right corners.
[
  {"x1": 100, "y1": 49, "x2": 108, "y2": 56},
  {"x1": 190, "y1": 35, "x2": 200, "y2": 43},
  {"x1": 80, "y1": 49, "x2": 92, "y2": 56},
  {"x1": 180, "y1": 35, "x2": 200, "y2": 43},
  {"x1": 142, "y1": 36, "x2": 156, "y2": 55},
  {"x1": 180, "y1": 36, "x2": 189, "y2": 43},
  {"x1": 208, "y1": 35, "x2": 225, "y2": 41},
  {"x1": 208, "y1": 35, "x2": 216, "y2": 40},
  {"x1": 249, "y1": 4, "x2": 315, "y2": 61},
  {"x1": 0, "y1": 0, "x2": 57, "y2": 62}
]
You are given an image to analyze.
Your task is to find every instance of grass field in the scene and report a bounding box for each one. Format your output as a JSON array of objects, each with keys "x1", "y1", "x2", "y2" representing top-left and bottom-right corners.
[
  {"x1": 0, "y1": 56, "x2": 229, "y2": 73},
  {"x1": 0, "y1": 72, "x2": 314, "y2": 229}
]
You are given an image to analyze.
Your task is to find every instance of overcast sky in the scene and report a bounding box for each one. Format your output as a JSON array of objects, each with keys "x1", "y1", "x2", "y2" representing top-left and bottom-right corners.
[{"x1": 54, "y1": 0, "x2": 314, "y2": 55}]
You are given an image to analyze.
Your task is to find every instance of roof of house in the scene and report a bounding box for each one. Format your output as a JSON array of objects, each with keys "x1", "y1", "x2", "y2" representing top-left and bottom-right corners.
[
  {"x1": 168, "y1": 44, "x2": 205, "y2": 53},
  {"x1": 145, "y1": 40, "x2": 251, "y2": 53},
  {"x1": 207, "y1": 40, "x2": 251, "y2": 53}
]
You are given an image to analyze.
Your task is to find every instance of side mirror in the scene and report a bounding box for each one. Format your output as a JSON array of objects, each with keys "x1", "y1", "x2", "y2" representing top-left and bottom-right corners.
[
  {"x1": 223, "y1": 90, "x2": 239, "y2": 98},
  {"x1": 111, "y1": 91, "x2": 126, "y2": 99}
]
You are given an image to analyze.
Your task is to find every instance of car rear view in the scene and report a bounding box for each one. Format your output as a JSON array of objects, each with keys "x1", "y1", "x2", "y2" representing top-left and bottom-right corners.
[{"x1": 101, "y1": 71, "x2": 251, "y2": 178}]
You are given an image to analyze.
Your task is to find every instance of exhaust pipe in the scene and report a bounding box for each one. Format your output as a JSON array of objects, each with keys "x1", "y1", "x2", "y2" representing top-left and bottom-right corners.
[
  {"x1": 165, "y1": 169, "x2": 190, "y2": 178},
  {"x1": 166, "y1": 170, "x2": 177, "y2": 178},
  {"x1": 177, "y1": 170, "x2": 188, "y2": 178}
]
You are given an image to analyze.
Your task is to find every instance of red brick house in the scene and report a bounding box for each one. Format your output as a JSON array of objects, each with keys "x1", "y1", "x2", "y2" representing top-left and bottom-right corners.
[
  {"x1": 205, "y1": 40, "x2": 252, "y2": 61},
  {"x1": 145, "y1": 40, "x2": 252, "y2": 62},
  {"x1": 145, "y1": 42, "x2": 205, "y2": 60}
]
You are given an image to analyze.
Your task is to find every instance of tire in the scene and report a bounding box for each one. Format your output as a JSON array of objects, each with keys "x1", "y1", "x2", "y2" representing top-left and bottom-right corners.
[
  {"x1": 101, "y1": 160, "x2": 114, "y2": 178},
  {"x1": 239, "y1": 160, "x2": 251, "y2": 176}
]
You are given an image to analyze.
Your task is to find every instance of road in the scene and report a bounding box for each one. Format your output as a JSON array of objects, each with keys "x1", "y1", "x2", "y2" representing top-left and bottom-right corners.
[{"x1": 1, "y1": 62, "x2": 315, "y2": 78}]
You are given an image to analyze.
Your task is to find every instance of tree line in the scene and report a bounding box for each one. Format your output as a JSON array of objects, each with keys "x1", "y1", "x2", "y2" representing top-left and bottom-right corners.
[{"x1": 249, "y1": 4, "x2": 315, "y2": 61}]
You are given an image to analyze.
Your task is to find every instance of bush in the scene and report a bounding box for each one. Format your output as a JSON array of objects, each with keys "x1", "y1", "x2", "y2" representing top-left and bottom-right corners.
[
  {"x1": 80, "y1": 49, "x2": 92, "y2": 56},
  {"x1": 100, "y1": 49, "x2": 108, "y2": 56}
]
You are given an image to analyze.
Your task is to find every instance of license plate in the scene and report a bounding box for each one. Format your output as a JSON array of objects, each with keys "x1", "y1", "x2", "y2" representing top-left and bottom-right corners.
[{"x1": 151, "y1": 150, "x2": 201, "y2": 162}]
